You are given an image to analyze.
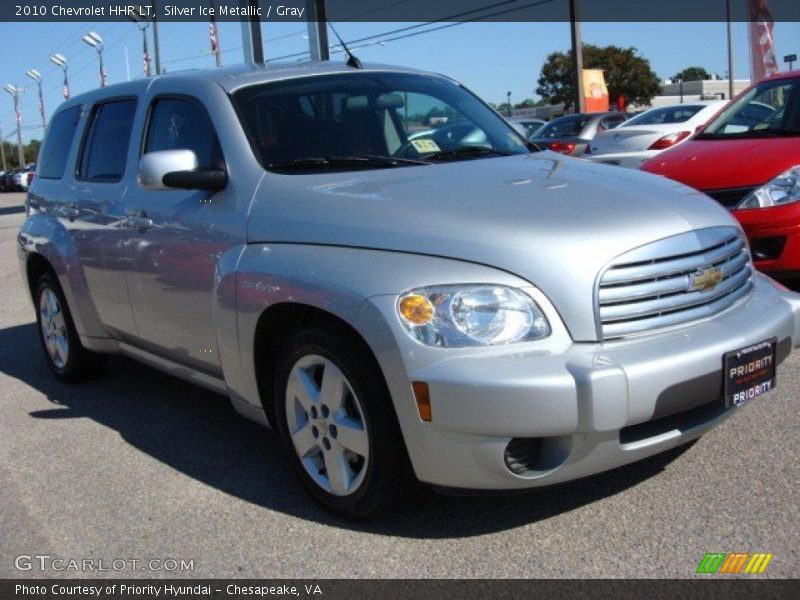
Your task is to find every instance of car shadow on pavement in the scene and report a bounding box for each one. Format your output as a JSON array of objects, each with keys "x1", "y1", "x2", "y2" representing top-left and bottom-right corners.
[{"x1": 0, "y1": 322, "x2": 693, "y2": 538}]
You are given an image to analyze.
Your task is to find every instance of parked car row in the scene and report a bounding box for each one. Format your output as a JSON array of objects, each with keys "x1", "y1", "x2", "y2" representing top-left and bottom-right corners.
[{"x1": 0, "y1": 164, "x2": 35, "y2": 192}]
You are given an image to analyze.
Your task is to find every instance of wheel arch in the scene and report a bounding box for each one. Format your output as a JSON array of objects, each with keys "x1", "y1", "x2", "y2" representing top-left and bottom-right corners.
[{"x1": 252, "y1": 302, "x2": 385, "y2": 428}]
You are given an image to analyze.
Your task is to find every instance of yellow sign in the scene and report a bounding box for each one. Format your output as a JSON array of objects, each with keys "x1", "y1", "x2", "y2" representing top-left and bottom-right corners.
[{"x1": 582, "y1": 69, "x2": 609, "y2": 113}]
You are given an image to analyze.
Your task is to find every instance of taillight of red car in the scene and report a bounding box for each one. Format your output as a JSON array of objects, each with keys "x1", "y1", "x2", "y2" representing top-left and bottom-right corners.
[
  {"x1": 549, "y1": 142, "x2": 576, "y2": 155},
  {"x1": 27, "y1": 172, "x2": 34, "y2": 185},
  {"x1": 648, "y1": 131, "x2": 692, "y2": 150}
]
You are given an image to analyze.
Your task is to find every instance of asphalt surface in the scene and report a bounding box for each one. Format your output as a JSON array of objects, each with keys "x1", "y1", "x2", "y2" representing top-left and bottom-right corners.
[{"x1": 0, "y1": 190, "x2": 798, "y2": 579}]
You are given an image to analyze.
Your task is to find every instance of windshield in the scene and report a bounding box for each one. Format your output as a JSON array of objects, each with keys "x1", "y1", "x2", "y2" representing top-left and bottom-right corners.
[
  {"x1": 622, "y1": 105, "x2": 706, "y2": 127},
  {"x1": 534, "y1": 115, "x2": 590, "y2": 139},
  {"x1": 233, "y1": 72, "x2": 531, "y2": 172},
  {"x1": 698, "y1": 77, "x2": 799, "y2": 138}
]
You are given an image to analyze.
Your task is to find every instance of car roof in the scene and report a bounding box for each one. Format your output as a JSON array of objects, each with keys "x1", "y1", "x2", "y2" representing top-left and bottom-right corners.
[{"x1": 61, "y1": 60, "x2": 432, "y2": 108}]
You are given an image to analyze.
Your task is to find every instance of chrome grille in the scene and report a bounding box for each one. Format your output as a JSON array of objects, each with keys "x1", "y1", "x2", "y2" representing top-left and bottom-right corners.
[{"x1": 597, "y1": 227, "x2": 753, "y2": 339}]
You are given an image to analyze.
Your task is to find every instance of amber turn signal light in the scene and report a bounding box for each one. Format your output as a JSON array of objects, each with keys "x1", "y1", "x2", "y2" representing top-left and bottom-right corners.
[
  {"x1": 412, "y1": 381, "x2": 432, "y2": 422},
  {"x1": 398, "y1": 294, "x2": 434, "y2": 325}
]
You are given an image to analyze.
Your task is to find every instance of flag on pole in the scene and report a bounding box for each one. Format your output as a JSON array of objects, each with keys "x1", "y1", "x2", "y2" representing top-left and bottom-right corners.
[
  {"x1": 143, "y1": 41, "x2": 151, "y2": 77},
  {"x1": 39, "y1": 98, "x2": 44, "y2": 117},
  {"x1": 62, "y1": 73, "x2": 70, "y2": 99},
  {"x1": 209, "y1": 22, "x2": 218, "y2": 55},
  {"x1": 101, "y1": 68, "x2": 107, "y2": 87},
  {"x1": 15, "y1": 110, "x2": 22, "y2": 125},
  {"x1": 748, "y1": 0, "x2": 779, "y2": 82}
]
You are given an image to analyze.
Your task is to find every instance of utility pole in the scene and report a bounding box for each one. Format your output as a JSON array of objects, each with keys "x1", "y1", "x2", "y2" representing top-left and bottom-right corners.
[
  {"x1": 241, "y1": 0, "x2": 264, "y2": 65},
  {"x1": 507, "y1": 91, "x2": 512, "y2": 116},
  {"x1": 26, "y1": 69, "x2": 46, "y2": 131},
  {"x1": 726, "y1": 0, "x2": 735, "y2": 100},
  {"x1": 306, "y1": 0, "x2": 330, "y2": 61},
  {"x1": 570, "y1": 0, "x2": 585, "y2": 113}
]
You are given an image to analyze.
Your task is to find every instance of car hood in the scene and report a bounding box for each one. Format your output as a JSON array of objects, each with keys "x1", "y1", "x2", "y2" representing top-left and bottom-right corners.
[
  {"x1": 248, "y1": 152, "x2": 738, "y2": 341},
  {"x1": 642, "y1": 137, "x2": 800, "y2": 190}
]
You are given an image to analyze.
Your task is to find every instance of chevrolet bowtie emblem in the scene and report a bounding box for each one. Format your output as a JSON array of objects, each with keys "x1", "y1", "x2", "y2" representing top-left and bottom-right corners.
[{"x1": 690, "y1": 267, "x2": 724, "y2": 292}]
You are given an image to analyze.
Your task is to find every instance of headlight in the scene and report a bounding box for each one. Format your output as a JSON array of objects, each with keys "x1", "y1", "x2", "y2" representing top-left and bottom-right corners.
[
  {"x1": 396, "y1": 285, "x2": 550, "y2": 347},
  {"x1": 738, "y1": 166, "x2": 800, "y2": 209}
]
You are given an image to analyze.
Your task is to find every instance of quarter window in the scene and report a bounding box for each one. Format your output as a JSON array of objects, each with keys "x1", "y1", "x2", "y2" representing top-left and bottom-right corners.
[
  {"x1": 38, "y1": 105, "x2": 82, "y2": 180},
  {"x1": 144, "y1": 98, "x2": 223, "y2": 168},
  {"x1": 78, "y1": 99, "x2": 137, "y2": 182}
]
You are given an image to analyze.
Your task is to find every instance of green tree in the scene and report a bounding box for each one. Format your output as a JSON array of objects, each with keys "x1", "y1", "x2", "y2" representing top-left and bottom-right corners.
[
  {"x1": 671, "y1": 66, "x2": 712, "y2": 82},
  {"x1": 536, "y1": 44, "x2": 661, "y2": 111}
]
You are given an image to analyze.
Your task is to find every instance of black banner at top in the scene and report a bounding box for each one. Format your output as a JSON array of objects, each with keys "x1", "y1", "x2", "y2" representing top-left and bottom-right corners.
[{"x1": 2, "y1": 0, "x2": 800, "y2": 23}]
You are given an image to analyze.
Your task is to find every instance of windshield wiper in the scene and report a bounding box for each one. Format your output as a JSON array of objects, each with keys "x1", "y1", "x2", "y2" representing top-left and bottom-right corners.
[
  {"x1": 268, "y1": 155, "x2": 429, "y2": 171},
  {"x1": 424, "y1": 146, "x2": 515, "y2": 162}
]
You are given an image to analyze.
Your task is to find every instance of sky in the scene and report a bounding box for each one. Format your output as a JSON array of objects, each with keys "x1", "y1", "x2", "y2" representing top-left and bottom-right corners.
[{"x1": 1, "y1": 19, "x2": 799, "y2": 143}]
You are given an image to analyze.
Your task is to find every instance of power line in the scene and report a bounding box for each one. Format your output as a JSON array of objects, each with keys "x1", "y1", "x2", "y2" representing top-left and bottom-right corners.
[{"x1": 267, "y1": 0, "x2": 556, "y2": 63}]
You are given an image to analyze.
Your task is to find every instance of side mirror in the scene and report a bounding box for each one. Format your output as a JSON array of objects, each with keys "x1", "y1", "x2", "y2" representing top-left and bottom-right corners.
[
  {"x1": 695, "y1": 125, "x2": 705, "y2": 134},
  {"x1": 138, "y1": 149, "x2": 227, "y2": 192}
]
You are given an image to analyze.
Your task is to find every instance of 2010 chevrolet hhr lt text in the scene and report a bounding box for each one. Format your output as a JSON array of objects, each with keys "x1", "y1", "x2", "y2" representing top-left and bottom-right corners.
[{"x1": 18, "y1": 62, "x2": 800, "y2": 518}]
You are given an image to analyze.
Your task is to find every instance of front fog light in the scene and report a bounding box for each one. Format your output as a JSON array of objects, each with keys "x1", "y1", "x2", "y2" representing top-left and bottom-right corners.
[{"x1": 397, "y1": 285, "x2": 550, "y2": 347}]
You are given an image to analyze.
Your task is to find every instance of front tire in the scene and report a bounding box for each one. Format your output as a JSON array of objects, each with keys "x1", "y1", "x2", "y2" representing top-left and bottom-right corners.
[
  {"x1": 34, "y1": 272, "x2": 107, "y2": 382},
  {"x1": 273, "y1": 328, "x2": 415, "y2": 519}
]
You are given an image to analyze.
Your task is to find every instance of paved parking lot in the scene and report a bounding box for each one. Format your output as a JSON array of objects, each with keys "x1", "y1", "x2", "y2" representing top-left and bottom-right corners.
[{"x1": 0, "y1": 190, "x2": 798, "y2": 579}]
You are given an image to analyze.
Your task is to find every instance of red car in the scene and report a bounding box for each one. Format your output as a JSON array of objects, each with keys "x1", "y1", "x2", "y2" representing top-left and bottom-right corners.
[{"x1": 643, "y1": 71, "x2": 800, "y2": 278}]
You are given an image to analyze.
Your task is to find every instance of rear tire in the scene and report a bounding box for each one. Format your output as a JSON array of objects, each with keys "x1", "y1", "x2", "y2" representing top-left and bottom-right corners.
[
  {"x1": 34, "y1": 272, "x2": 107, "y2": 382},
  {"x1": 273, "y1": 328, "x2": 416, "y2": 519}
]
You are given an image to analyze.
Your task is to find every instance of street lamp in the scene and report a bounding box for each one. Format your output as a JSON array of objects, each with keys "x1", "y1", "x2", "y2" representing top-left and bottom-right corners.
[
  {"x1": 26, "y1": 69, "x2": 47, "y2": 131},
  {"x1": 50, "y1": 53, "x2": 70, "y2": 100},
  {"x1": 82, "y1": 31, "x2": 107, "y2": 87},
  {"x1": 507, "y1": 91, "x2": 512, "y2": 117},
  {"x1": 128, "y1": 11, "x2": 152, "y2": 76},
  {"x1": 3, "y1": 84, "x2": 26, "y2": 168}
]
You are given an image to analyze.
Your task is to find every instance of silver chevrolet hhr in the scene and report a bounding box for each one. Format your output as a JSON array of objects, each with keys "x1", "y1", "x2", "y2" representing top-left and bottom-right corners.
[{"x1": 18, "y1": 61, "x2": 800, "y2": 518}]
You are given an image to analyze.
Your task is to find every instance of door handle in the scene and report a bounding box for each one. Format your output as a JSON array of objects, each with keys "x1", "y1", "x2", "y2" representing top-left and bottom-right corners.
[{"x1": 123, "y1": 211, "x2": 154, "y2": 232}]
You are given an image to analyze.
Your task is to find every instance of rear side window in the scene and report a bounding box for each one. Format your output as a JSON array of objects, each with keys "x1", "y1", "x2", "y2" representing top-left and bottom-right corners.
[
  {"x1": 78, "y1": 99, "x2": 137, "y2": 182},
  {"x1": 144, "y1": 97, "x2": 223, "y2": 168},
  {"x1": 38, "y1": 105, "x2": 81, "y2": 179}
]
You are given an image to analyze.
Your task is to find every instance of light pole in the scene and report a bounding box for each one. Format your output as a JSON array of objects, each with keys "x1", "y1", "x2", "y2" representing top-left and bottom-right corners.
[
  {"x1": 0, "y1": 122, "x2": 7, "y2": 172},
  {"x1": 82, "y1": 31, "x2": 107, "y2": 87},
  {"x1": 26, "y1": 69, "x2": 47, "y2": 131},
  {"x1": 128, "y1": 13, "x2": 152, "y2": 76},
  {"x1": 507, "y1": 91, "x2": 512, "y2": 117},
  {"x1": 50, "y1": 53, "x2": 70, "y2": 99},
  {"x1": 151, "y1": 1, "x2": 162, "y2": 75},
  {"x1": 3, "y1": 84, "x2": 26, "y2": 168}
]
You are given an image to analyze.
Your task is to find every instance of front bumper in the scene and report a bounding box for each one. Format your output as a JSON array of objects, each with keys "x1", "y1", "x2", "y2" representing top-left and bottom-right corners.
[
  {"x1": 734, "y1": 204, "x2": 800, "y2": 275},
  {"x1": 358, "y1": 274, "x2": 800, "y2": 490}
]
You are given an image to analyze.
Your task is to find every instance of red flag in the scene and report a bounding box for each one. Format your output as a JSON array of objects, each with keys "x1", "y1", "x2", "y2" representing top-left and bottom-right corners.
[{"x1": 748, "y1": 0, "x2": 779, "y2": 82}]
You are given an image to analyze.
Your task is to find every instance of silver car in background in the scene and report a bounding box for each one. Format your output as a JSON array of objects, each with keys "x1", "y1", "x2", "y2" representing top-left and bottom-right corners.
[
  {"x1": 588, "y1": 100, "x2": 727, "y2": 169},
  {"x1": 18, "y1": 62, "x2": 800, "y2": 518}
]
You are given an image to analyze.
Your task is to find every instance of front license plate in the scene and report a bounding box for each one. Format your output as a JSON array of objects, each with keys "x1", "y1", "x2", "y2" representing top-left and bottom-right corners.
[{"x1": 724, "y1": 338, "x2": 777, "y2": 408}]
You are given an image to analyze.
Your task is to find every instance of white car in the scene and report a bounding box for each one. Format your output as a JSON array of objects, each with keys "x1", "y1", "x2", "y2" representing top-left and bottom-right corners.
[{"x1": 588, "y1": 101, "x2": 727, "y2": 169}]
